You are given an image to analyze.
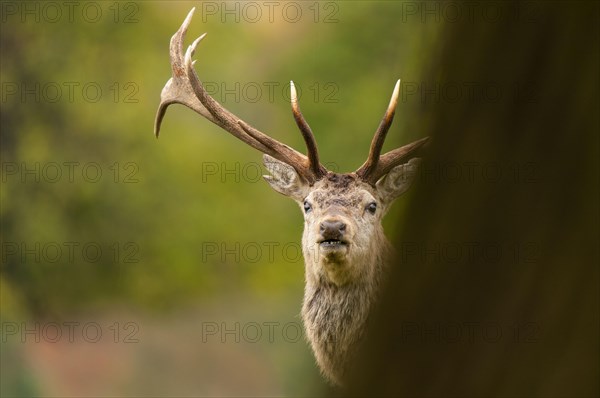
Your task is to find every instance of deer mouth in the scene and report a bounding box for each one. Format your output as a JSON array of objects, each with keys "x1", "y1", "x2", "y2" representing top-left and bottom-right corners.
[{"x1": 318, "y1": 239, "x2": 348, "y2": 250}]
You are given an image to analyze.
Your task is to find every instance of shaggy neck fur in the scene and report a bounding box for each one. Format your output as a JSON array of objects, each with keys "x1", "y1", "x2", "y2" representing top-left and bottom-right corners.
[{"x1": 301, "y1": 234, "x2": 393, "y2": 386}]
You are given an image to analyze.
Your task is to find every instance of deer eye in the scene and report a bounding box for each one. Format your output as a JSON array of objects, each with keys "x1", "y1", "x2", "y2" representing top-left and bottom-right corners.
[
  {"x1": 303, "y1": 200, "x2": 312, "y2": 213},
  {"x1": 366, "y1": 202, "x2": 377, "y2": 214}
]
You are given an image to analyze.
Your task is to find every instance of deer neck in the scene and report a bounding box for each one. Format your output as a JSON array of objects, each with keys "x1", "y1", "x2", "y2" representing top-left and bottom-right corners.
[{"x1": 301, "y1": 233, "x2": 393, "y2": 385}]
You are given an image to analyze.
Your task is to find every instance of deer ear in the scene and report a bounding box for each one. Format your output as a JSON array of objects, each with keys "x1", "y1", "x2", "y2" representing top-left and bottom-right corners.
[
  {"x1": 376, "y1": 158, "x2": 421, "y2": 205},
  {"x1": 262, "y1": 154, "x2": 310, "y2": 201}
]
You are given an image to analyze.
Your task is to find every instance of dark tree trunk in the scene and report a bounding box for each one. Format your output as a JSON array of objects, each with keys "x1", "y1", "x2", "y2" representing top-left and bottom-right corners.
[{"x1": 344, "y1": 1, "x2": 599, "y2": 396}]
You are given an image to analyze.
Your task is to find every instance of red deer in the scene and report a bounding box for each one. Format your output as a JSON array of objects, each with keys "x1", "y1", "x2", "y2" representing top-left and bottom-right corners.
[{"x1": 155, "y1": 8, "x2": 428, "y2": 386}]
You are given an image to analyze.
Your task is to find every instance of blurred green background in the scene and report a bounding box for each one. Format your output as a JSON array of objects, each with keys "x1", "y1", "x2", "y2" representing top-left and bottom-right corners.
[{"x1": 1, "y1": 1, "x2": 440, "y2": 395}]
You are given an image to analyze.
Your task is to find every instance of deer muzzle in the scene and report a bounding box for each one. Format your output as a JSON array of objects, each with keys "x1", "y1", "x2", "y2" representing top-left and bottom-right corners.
[{"x1": 318, "y1": 219, "x2": 348, "y2": 250}]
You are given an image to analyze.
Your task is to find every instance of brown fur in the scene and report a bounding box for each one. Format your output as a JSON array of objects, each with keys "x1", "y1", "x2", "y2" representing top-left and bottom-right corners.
[{"x1": 302, "y1": 233, "x2": 393, "y2": 385}]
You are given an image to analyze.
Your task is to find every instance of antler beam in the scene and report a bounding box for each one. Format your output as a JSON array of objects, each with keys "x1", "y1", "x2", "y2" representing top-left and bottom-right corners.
[{"x1": 154, "y1": 7, "x2": 326, "y2": 185}]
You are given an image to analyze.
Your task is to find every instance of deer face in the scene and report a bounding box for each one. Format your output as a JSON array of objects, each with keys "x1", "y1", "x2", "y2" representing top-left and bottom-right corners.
[{"x1": 263, "y1": 155, "x2": 420, "y2": 286}]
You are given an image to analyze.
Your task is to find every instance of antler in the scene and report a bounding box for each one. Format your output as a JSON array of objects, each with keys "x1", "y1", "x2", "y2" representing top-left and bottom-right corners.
[
  {"x1": 355, "y1": 80, "x2": 429, "y2": 185},
  {"x1": 154, "y1": 8, "x2": 326, "y2": 184}
]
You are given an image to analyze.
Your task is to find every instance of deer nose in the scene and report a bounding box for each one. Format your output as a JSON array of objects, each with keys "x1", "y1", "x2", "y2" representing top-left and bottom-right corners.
[{"x1": 320, "y1": 220, "x2": 346, "y2": 240}]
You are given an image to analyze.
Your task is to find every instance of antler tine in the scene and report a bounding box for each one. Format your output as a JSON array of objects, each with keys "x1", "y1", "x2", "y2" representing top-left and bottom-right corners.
[
  {"x1": 155, "y1": 8, "x2": 327, "y2": 184},
  {"x1": 355, "y1": 79, "x2": 401, "y2": 180},
  {"x1": 290, "y1": 81, "x2": 327, "y2": 179},
  {"x1": 355, "y1": 80, "x2": 428, "y2": 185}
]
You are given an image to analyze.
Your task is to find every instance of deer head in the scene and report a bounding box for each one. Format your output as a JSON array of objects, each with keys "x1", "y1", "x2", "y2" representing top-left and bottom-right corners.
[{"x1": 155, "y1": 8, "x2": 428, "y2": 386}]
